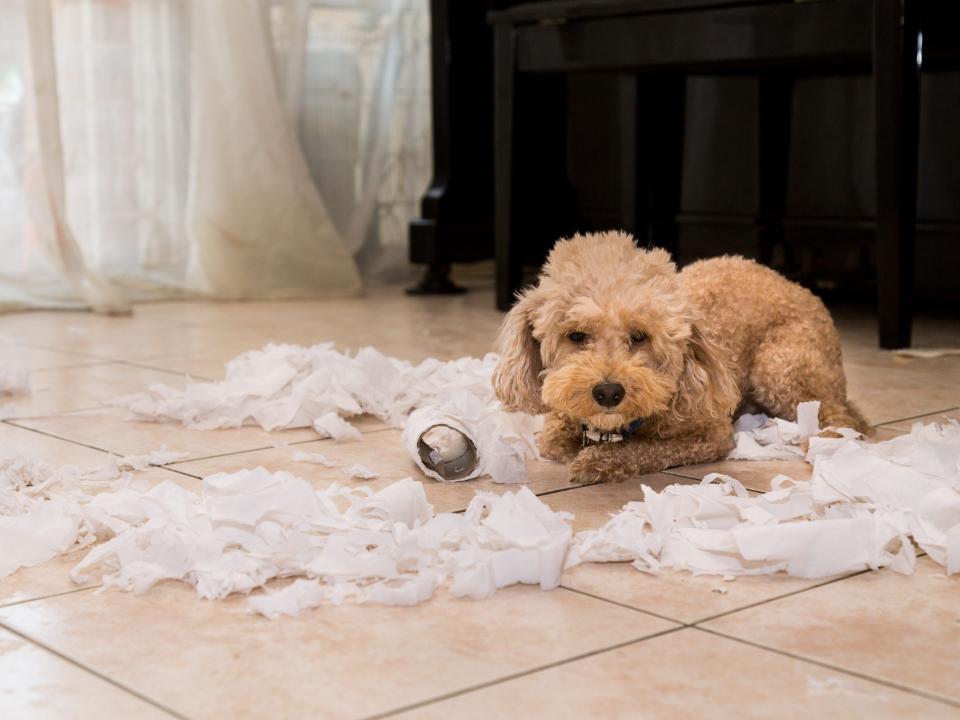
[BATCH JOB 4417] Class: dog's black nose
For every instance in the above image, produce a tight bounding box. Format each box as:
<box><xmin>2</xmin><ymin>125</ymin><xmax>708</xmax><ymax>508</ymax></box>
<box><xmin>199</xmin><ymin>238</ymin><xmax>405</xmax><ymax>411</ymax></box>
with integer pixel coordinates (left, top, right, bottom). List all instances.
<box><xmin>592</xmin><ymin>382</ymin><xmax>625</xmax><ymax>408</ymax></box>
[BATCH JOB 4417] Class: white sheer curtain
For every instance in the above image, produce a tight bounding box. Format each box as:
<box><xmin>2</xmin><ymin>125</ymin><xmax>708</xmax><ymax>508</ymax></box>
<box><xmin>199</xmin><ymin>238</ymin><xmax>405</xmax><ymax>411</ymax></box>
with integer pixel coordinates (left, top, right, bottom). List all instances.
<box><xmin>270</xmin><ymin>0</ymin><xmax>432</xmax><ymax>281</ymax></box>
<box><xmin>0</xmin><ymin>0</ymin><xmax>430</xmax><ymax>311</ymax></box>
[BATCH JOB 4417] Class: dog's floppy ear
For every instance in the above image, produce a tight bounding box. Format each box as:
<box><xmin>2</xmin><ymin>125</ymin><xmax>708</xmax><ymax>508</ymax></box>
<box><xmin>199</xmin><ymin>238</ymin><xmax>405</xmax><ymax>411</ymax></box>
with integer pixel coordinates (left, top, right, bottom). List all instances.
<box><xmin>492</xmin><ymin>290</ymin><xmax>547</xmax><ymax>414</ymax></box>
<box><xmin>670</xmin><ymin>321</ymin><xmax>738</xmax><ymax>423</ymax></box>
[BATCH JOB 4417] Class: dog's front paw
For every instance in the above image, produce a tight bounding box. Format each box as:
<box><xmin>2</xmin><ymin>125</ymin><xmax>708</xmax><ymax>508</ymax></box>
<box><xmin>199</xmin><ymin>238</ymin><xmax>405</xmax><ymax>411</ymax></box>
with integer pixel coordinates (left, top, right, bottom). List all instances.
<box><xmin>568</xmin><ymin>445</ymin><xmax>629</xmax><ymax>484</ymax></box>
<box><xmin>536</xmin><ymin>415</ymin><xmax>583</xmax><ymax>463</ymax></box>
<box><xmin>538</xmin><ymin>433</ymin><xmax>580</xmax><ymax>463</ymax></box>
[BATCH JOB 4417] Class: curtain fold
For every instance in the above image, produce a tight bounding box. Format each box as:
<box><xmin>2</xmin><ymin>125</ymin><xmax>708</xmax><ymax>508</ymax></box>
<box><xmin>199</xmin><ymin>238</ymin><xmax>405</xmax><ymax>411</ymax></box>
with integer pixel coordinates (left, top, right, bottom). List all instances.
<box><xmin>0</xmin><ymin>0</ymin><xmax>130</xmax><ymax>312</ymax></box>
<box><xmin>185</xmin><ymin>0</ymin><xmax>361</xmax><ymax>300</ymax></box>
<box><xmin>0</xmin><ymin>0</ymin><xmax>429</xmax><ymax>312</ymax></box>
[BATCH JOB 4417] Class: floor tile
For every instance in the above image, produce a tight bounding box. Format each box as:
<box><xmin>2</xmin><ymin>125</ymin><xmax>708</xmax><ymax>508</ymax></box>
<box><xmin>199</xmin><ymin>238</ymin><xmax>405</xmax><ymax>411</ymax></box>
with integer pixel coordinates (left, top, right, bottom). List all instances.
<box><xmin>542</xmin><ymin>479</ymin><xmax>850</xmax><ymax>624</ymax></box>
<box><xmin>0</xmin><ymin>311</ymin><xmax>190</xmax><ymax>361</ymax></box>
<box><xmin>0</xmin><ymin>422</ymin><xmax>112</xmax><ymax>466</ymax></box>
<box><xmin>879</xmin><ymin>408</ymin><xmax>960</xmax><ymax>433</ymax></box>
<box><xmin>702</xmin><ymin>557</ymin><xmax>960</xmax><ymax>704</ymax></box>
<box><xmin>123</xmin><ymin>352</ymin><xmax>236</xmax><ymax>382</ymax></box>
<box><xmin>0</xmin><ymin>342</ymin><xmax>104</xmax><ymax>372</ymax></box>
<box><xmin>835</xmin><ymin>308</ymin><xmax>960</xmax><ymax>361</ymax></box>
<box><xmin>132</xmin><ymin>289</ymin><xmax>506</xmax><ymax>365</ymax></box>
<box><xmin>392</xmin><ymin>628</ymin><xmax>959</xmax><ymax>720</ymax></box>
<box><xmin>1</xmin><ymin>554</ymin><xmax>100</xmax><ymax>611</ymax></box>
<box><xmin>844</xmin><ymin>360</ymin><xmax>960</xmax><ymax>426</ymax></box>
<box><xmin>664</xmin><ymin>458</ymin><xmax>812</xmax><ymax>493</ymax></box>
<box><xmin>3</xmin><ymin>292</ymin><xmax>959</xmax><ymax>720</ymax></box>
<box><xmin>0</xmin><ymin>584</ymin><xmax>674</xmax><ymax>720</ymax></box>
<box><xmin>4</xmin><ymin>363</ymin><xmax>193</xmax><ymax>419</ymax></box>
<box><xmin>172</xmin><ymin>431</ymin><xmax>571</xmax><ymax>513</ymax></box>
<box><xmin>12</xmin><ymin>408</ymin><xmax>319</xmax><ymax>460</ymax></box>
<box><xmin>0</xmin><ymin>628</ymin><xmax>174</xmax><ymax>719</ymax></box>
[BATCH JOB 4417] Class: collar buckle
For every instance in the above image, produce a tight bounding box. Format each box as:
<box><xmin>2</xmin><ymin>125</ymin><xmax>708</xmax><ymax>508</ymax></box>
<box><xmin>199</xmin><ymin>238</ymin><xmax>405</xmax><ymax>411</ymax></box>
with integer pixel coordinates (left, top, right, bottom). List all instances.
<box><xmin>580</xmin><ymin>417</ymin><xmax>644</xmax><ymax>447</ymax></box>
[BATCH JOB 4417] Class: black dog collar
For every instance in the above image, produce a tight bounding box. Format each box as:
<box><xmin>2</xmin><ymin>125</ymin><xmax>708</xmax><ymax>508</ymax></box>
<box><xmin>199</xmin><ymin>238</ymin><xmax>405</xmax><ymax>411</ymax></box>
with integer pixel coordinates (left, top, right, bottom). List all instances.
<box><xmin>581</xmin><ymin>418</ymin><xmax>644</xmax><ymax>447</ymax></box>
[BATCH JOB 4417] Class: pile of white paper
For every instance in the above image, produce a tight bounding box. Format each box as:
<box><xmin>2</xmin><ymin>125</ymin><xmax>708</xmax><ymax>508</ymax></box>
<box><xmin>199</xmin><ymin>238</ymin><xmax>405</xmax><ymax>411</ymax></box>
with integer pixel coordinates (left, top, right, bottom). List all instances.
<box><xmin>0</xmin><ymin>456</ymin><xmax>135</xmax><ymax>578</ymax></box>
<box><xmin>0</xmin><ymin>460</ymin><xmax>572</xmax><ymax>617</ymax></box>
<box><xmin>114</xmin><ymin>344</ymin><xmax>542</xmax><ymax>483</ymax></box>
<box><xmin>5</xmin><ymin>347</ymin><xmax>959</xmax><ymax>618</ymax></box>
<box><xmin>570</xmin><ymin>415</ymin><xmax>960</xmax><ymax>578</ymax></box>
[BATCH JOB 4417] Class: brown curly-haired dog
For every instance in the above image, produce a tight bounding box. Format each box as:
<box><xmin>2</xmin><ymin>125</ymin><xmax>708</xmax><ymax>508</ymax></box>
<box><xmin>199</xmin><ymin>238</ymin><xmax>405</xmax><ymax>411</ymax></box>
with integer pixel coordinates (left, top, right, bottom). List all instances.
<box><xmin>493</xmin><ymin>231</ymin><xmax>867</xmax><ymax>484</ymax></box>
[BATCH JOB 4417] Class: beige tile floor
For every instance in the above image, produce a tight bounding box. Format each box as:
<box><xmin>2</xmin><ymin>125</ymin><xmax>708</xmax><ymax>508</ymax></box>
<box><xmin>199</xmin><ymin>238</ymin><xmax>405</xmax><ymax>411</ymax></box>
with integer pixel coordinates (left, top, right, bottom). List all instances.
<box><xmin>0</xmin><ymin>281</ymin><xmax>958</xmax><ymax>719</ymax></box>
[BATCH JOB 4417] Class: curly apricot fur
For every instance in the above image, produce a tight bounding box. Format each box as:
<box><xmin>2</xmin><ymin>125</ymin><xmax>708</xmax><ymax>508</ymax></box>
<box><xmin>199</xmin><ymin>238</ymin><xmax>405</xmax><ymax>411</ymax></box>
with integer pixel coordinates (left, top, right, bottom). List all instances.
<box><xmin>493</xmin><ymin>231</ymin><xmax>867</xmax><ymax>483</ymax></box>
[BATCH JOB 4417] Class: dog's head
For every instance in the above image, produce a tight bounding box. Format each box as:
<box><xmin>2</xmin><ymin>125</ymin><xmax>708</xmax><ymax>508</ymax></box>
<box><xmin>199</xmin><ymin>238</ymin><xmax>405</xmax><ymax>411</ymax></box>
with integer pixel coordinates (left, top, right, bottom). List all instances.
<box><xmin>492</xmin><ymin>231</ymin><xmax>736</xmax><ymax>432</ymax></box>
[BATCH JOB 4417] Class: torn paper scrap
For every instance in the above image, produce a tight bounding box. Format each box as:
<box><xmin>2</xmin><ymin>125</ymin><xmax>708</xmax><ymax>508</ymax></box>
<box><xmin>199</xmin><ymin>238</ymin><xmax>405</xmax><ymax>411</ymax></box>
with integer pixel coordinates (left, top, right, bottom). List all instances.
<box><xmin>247</xmin><ymin>579</ymin><xmax>327</xmax><ymax>619</ymax></box>
<box><xmin>313</xmin><ymin>412</ymin><xmax>362</xmax><ymax>442</ymax></box>
<box><xmin>727</xmin><ymin>401</ymin><xmax>820</xmax><ymax>460</ymax></box>
<box><xmin>291</xmin><ymin>450</ymin><xmax>338</xmax><ymax>467</ymax></box>
<box><xmin>893</xmin><ymin>348</ymin><xmax>960</xmax><ymax>360</ymax></box>
<box><xmin>342</xmin><ymin>464</ymin><xmax>379</xmax><ymax>480</ymax></box>
<box><xmin>81</xmin><ymin>447</ymin><xmax>189</xmax><ymax>482</ymax></box>
<box><xmin>796</xmin><ymin>400</ymin><xmax>820</xmax><ymax>440</ymax></box>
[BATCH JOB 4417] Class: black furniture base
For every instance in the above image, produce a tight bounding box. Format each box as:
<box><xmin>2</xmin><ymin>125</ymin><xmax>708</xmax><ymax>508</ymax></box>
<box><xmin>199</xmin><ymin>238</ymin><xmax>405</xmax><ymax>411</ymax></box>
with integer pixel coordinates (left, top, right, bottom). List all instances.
<box><xmin>405</xmin><ymin>264</ymin><xmax>468</xmax><ymax>296</ymax></box>
<box><xmin>489</xmin><ymin>0</ymin><xmax>960</xmax><ymax>348</ymax></box>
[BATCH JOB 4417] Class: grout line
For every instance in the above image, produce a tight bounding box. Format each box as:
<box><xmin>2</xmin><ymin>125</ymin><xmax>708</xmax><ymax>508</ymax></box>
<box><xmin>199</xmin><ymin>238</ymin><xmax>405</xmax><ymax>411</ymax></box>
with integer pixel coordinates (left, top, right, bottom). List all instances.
<box><xmin>4</xmin><ymin>404</ymin><xmax>117</xmax><ymax>421</ymax></box>
<box><xmin>691</xmin><ymin>569</ymin><xmax>871</xmax><ymax>625</ymax></box>
<box><xmin>876</xmin><ymin>406</ymin><xmax>959</xmax><ymax>428</ymax></box>
<box><xmin>158</xmin><ymin>465</ymin><xmax>203</xmax><ymax>481</ymax></box>
<box><xmin>662</xmin><ymin>467</ymin><xmax>704</xmax><ymax>481</ymax></box>
<box><xmin>695</xmin><ymin>626</ymin><xmax>960</xmax><ymax>709</ymax></box>
<box><xmin>6</xmin><ymin>417</ymin><xmax>392</xmax><ymax>469</ymax></box>
<box><xmin>530</xmin><ymin>480</ymin><xmax>603</xmax><ymax>498</ymax></box>
<box><xmin>10</xmin><ymin>341</ymin><xmax>118</xmax><ymax>363</ymax></box>
<box><xmin>558</xmin><ymin>585</ymin><xmax>682</xmax><ymax>625</ymax></box>
<box><xmin>25</xmin><ymin>360</ymin><xmax>116</xmax><ymax>373</ymax></box>
<box><xmin>117</xmin><ymin>360</ymin><xmax>215</xmax><ymax>382</ymax></box>
<box><xmin>0</xmin><ymin>584</ymin><xmax>103</xmax><ymax>611</ymax></box>
<box><xmin>0</xmin><ymin>621</ymin><xmax>188</xmax><ymax>719</ymax></box>
<box><xmin>160</xmin><ymin>427</ymin><xmax>395</xmax><ymax>468</ymax></box>
<box><xmin>4</xmin><ymin>420</ymin><xmax>119</xmax><ymax>456</ymax></box>
<box><xmin>360</xmin><ymin>620</ymin><xmax>686</xmax><ymax>720</ymax></box>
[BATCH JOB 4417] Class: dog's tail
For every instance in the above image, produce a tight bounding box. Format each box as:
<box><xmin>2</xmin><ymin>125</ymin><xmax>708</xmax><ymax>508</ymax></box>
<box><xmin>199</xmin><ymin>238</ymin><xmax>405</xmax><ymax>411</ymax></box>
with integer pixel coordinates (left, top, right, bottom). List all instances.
<box><xmin>821</xmin><ymin>399</ymin><xmax>871</xmax><ymax>437</ymax></box>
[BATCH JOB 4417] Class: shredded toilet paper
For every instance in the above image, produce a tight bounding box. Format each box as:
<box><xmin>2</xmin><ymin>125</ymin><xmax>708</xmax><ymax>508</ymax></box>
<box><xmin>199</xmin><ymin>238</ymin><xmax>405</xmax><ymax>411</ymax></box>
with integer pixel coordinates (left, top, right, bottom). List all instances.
<box><xmin>2</xmin><ymin>413</ymin><xmax>958</xmax><ymax>616</ymax></box>
<box><xmin>726</xmin><ymin>401</ymin><xmax>823</xmax><ymax>460</ymax></box>
<box><xmin>3</xmin><ymin>342</ymin><xmax>959</xmax><ymax>618</ymax></box>
<box><xmin>1</xmin><ymin>459</ymin><xmax>573</xmax><ymax>616</ymax></box>
<box><xmin>0</xmin><ymin>456</ymin><xmax>145</xmax><ymax>578</ymax></box>
<box><xmin>291</xmin><ymin>450</ymin><xmax>338</xmax><ymax>467</ymax></box>
<box><xmin>113</xmin><ymin>344</ymin><xmax>542</xmax><ymax>483</ymax></box>
<box><xmin>569</xmin><ymin>416</ymin><xmax>960</xmax><ymax>579</ymax></box>
<box><xmin>342</xmin><ymin>463</ymin><xmax>379</xmax><ymax>480</ymax></box>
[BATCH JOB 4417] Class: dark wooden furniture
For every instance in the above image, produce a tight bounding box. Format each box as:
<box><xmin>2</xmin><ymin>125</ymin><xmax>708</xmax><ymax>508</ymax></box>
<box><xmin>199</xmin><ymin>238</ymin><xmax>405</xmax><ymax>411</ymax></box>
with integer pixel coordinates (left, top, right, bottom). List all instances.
<box><xmin>489</xmin><ymin>0</ymin><xmax>960</xmax><ymax>348</ymax></box>
<box><xmin>406</xmin><ymin>1</ymin><xmax>496</xmax><ymax>294</ymax></box>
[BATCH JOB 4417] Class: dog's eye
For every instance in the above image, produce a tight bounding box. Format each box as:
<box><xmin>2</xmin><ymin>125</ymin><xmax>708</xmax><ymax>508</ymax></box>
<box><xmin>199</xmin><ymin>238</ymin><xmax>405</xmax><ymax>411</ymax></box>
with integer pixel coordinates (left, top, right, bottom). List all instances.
<box><xmin>630</xmin><ymin>331</ymin><xmax>647</xmax><ymax>345</ymax></box>
<box><xmin>567</xmin><ymin>331</ymin><xmax>588</xmax><ymax>344</ymax></box>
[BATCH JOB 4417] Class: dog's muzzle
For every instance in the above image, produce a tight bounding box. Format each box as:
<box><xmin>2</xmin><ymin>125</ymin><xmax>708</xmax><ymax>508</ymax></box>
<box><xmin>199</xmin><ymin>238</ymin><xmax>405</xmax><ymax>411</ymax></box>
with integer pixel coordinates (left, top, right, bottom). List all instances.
<box><xmin>581</xmin><ymin>418</ymin><xmax>644</xmax><ymax>447</ymax></box>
